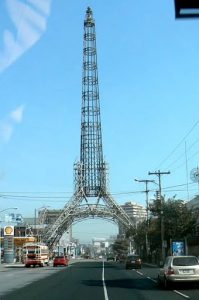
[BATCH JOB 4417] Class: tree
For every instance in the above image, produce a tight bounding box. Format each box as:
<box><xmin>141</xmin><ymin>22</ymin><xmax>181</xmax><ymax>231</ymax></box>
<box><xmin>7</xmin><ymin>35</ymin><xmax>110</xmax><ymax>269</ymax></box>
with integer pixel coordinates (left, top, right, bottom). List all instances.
<box><xmin>127</xmin><ymin>196</ymin><xmax>199</xmax><ymax>263</ymax></box>
<box><xmin>149</xmin><ymin>197</ymin><xmax>199</xmax><ymax>257</ymax></box>
<box><xmin>112</xmin><ymin>239</ymin><xmax>129</xmax><ymax>258</ymax></box>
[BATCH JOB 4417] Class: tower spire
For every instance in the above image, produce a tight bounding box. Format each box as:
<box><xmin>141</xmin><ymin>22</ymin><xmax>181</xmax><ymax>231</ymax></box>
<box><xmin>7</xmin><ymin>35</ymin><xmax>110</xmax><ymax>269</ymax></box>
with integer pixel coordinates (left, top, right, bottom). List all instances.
<box><xmin>80</xmin><ymin>6</ymin><xmax>105</xmax><ymax>197</ymax></box>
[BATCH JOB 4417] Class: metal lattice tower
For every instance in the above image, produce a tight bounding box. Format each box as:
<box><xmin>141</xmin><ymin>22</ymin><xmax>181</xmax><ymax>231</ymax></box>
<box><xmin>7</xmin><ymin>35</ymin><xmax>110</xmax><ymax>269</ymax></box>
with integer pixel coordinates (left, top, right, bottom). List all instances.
<box><xmin>43</xmin><ymin>7</ymin><xmax>133</xmax><ymax>247</ymax></box>
<box><xmin>77</xmin><ymin>6</ymin><xmax>107</xmax><ymax>197</ymax></box>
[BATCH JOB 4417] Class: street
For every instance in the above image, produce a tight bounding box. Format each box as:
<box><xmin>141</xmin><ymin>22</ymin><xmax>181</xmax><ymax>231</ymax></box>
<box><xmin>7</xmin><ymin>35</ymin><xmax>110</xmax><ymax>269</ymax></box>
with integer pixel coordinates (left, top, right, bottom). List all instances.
<box><xmin>0</xmin><ymin>260</ymin><xmax>199</xmax><ymax>300</ymax></box>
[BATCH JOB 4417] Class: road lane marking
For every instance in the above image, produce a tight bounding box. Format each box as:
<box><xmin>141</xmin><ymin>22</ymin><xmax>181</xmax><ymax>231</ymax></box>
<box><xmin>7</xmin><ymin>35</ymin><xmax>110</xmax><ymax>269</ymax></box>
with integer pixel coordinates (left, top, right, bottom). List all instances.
<box><xmin>135</xmin><ymin>270</ymin><xmax>158</xmax><ymax>284</ymax></box>
<box><xmin>102</xmin><ymin>261</ymin><xmax>109</xmax><ymax>300</ymax></box>
<box><xmin>147</xmin><ymin>276</ymin><xmax>157</xmax><ymax>283</ymax></box>
<box><xmin>135</xmin><ymin>268</ymin><xmax>190</xmax><ymax>299</ymax></box>
<box><xmin>173</xmin><ymin>290</ymin><xmax>190</xmax><ymax>299</ymax></box>
<box><xmin>136</xmin><ymin>271</ymin><xmax>143</xmax><ymax>276</ymax></box>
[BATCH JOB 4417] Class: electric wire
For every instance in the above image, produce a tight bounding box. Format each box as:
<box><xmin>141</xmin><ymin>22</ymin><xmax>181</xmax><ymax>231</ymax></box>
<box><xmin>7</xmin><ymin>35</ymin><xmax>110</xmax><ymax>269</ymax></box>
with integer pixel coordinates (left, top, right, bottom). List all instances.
<box><xmin>1</xmin><ymin>182</ymin><xmax>198</xmax><ymax>203</ymax></box>
<box><xmin>165</xmin><ymin>136</ymin><xmax>199</xmax><ymax>171</ymax></box>
<box><xmin>155</xmin><ymin>119</ymin><xmax>199</xmax><ymax>170</ymax></box>
<box><xmin>172</xmin><ymin>148</ymin><xmax>199</xmax><ymax>172</ymax></box>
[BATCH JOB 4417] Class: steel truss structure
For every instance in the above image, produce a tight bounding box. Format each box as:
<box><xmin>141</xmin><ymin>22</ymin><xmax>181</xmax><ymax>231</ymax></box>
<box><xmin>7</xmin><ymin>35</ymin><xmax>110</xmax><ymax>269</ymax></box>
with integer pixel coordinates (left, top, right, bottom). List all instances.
<box><xmin>43</xmin><ymin>7</ymin><xmax>133</xmax><ymax>247</ymax></box>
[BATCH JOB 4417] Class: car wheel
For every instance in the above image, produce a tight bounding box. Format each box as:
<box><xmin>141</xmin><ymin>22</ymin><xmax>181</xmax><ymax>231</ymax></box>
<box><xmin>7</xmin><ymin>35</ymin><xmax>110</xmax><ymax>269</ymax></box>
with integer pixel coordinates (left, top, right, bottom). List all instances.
<box><xmin>157</xmin><ymin>275</ymin><xmax>162</xmax><ymax>287</ymax></box>
<box><xmin>163</xmin><ymin>276</ymin><xmax>171</xmax><ymax>289</ymax></box>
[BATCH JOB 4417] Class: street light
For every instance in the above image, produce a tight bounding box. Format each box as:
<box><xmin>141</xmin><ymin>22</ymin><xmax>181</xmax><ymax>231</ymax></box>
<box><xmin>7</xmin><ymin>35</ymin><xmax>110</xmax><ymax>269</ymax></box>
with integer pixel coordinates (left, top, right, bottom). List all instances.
<box><xmin>35</xmin><ymin>206</ymin><xmax>50</xmax><ymax>242</ymax></box>
<box><xmin>134</xmin><ymin>179</ymin><xmax>155</xmax><ymax>259</ymax></box>
<box><xmin>0</xmin><ymin>207</ymin><xmax>18</xmax><ymax>264</ymax></box>
<box><xmin>134</xmin><ymin>179</ymin><xmax>156</xmax><ymax>222</ymax></box>
<box><xmin>0</xmin><ymin>207</ymin><xmax>18</xmax><ymax>214</ymax></box>
<box><xmin>148</xmin><ymin>171</ymin><xmax>170</xmax><ymax>264</ymax></box>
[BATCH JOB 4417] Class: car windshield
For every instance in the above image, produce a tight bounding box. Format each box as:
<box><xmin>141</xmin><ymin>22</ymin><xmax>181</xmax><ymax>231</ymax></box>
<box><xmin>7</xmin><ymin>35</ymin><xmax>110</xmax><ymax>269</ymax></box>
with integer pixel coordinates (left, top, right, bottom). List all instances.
<box><xmin>55</xmin><ymin>256</ymin><xmax>65</xmax><ymax>259</ymax></box>
<box><xmin>128</xmin><ymin>256</ymin><xmax>139</xmax><ymax>260</ymax></box>
<box><xmin>173</xmin><ymin>257</ymin><xmax>199</xmax><ymax>266</ymax></box>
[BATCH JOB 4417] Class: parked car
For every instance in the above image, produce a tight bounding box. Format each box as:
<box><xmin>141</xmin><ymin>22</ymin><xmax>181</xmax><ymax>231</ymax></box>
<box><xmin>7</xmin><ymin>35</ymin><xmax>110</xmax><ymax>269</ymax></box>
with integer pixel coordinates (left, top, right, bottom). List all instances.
<box><xmin>125</xmin><ymin>254</ymin><xmax>142</xmax><ymax>269</ymax></box>
<box><xmin>107</xmin><ymin>254</ymin><xmax>115</xmax><ymax>261</ymax></box>
<box><xmin>53</xmin><ymin>255</ymin><xmax>69</xmax><ymax>267</ymax></box>
<box><xmin>157</xmin><ymin>255</ymin><xmax>199</xmax><ymax>288</ymax></box>
<box><xmin>116</xmin><ymin>254</ymin><xmax>126</xmax><ymax>263</ymax></box>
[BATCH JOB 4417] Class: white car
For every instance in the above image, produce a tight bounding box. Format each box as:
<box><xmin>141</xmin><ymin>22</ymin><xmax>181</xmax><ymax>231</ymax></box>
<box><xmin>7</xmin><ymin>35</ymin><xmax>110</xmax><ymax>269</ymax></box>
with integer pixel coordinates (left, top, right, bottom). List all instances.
<box><xmin>158</xmin><ymin>255</ymin><xmax>199</xmax><ymax>288</ymax></box>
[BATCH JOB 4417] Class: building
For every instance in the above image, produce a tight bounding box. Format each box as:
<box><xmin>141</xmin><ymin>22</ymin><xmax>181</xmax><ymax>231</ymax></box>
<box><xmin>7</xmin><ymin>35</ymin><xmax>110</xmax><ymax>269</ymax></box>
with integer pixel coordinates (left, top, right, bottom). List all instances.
<box><xmin>118</xmin><ymin>202</ymin><xmax>146</xmax><ymax>236</ymax></box>
<box><xmin>121</xmin><ymin>202</ymin><xmax>147</xmax><ymax>224</ymax></box>
<box><xmin>92</xmin><ymin>237</ymin><xmax>110</xmax><ymax>257</ymax></box>
<box><xmin>186</xmin><ymin>196</ymin><xmax>199</xmax><ymax>210</ymax></box>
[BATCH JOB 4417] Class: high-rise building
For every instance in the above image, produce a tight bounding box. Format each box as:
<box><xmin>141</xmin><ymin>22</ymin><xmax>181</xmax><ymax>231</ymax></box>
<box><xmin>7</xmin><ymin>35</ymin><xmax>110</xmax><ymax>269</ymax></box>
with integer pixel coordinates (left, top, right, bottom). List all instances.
<box><xmin>121</xmin><ymin>202</ymin><xmax>147</xmax><ymax>224</ymax></box>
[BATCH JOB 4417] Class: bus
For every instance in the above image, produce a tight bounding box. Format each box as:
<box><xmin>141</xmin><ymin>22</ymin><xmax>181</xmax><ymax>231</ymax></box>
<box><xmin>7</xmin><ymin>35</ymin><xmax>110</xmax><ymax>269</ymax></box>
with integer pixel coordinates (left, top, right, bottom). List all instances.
<box><xmin>22</xmin><ymin>242</ymin><xmax>50</xmax><ymax>267</ymax></box>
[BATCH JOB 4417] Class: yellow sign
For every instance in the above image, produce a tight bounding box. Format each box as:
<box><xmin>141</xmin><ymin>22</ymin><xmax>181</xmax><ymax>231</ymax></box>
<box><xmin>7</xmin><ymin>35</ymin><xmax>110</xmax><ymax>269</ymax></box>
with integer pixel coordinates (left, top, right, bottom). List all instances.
<box><xmin>0</xmin><ymin>236</ymin><xmax>37</xmax><ymax>247</ymax></box>
<box><xmin>4</xmin><ymin>225</ymin><xmax>14</xmax><ymax>236</ymax></box>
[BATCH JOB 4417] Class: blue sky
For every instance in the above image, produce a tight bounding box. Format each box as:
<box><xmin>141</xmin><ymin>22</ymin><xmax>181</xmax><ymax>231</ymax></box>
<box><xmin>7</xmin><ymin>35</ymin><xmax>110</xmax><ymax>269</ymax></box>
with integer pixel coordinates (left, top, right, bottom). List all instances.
<box><xmin>1</xmin><ymin>0</ymin><xmax>199</xmax><ymax>243</ymax></box>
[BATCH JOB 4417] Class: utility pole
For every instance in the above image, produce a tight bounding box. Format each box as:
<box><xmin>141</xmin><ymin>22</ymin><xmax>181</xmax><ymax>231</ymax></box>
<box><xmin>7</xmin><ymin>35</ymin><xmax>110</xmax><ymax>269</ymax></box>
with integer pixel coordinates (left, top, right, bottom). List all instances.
<box><xmin>148</xmin><ymin>170</ymin><xmax>170</xmax><ymax>264</ymax></box>
<box><xmin>134</xmin><ymin>179</ymin><xmax>155</xmax><ymax>259</ymax></box>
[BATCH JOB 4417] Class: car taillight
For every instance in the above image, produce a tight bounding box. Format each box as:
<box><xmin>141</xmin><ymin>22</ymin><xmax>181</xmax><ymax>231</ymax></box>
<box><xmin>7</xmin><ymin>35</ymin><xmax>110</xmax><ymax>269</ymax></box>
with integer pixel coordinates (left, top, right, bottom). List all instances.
<box><xmin>167</xmin><ymin>267</ymin><xmax>174</xmax><ymax>275</ymax></box>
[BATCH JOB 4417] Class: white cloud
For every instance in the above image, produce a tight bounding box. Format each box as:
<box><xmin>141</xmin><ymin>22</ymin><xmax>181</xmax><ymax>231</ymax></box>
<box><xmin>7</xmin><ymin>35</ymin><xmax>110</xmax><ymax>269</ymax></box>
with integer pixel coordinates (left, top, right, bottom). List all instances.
<box><xmin>28</xmin><ymin>0</ymin><xmax>52</xmax><ymax>16</ymax></box>
<box><xmin>0</xmin><ymin>122</ymin><xmax>13</xmax><ymax>143</ymax></box>
<box><xmin>0</xmin><ymin>105</ymin><xmax>25</xmax><ymax>143</ymax></box>
<box><xmin>0</xmin><ymin>0</ymin><xmax>52</xmax><ymax>73</ymax></box>
<box><xmin>10</xmin><ymin>105</ymin><xmax>25</xmax><ymax>123</ymax></box>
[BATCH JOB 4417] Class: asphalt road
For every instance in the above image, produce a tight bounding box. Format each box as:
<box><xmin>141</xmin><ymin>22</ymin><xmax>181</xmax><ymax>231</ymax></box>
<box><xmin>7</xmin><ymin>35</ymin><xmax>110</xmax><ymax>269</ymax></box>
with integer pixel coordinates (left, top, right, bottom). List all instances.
<box><xmin>1</xmin><ymin>260</ymin><xmax>199</xmax><ymax>300</ymax></box>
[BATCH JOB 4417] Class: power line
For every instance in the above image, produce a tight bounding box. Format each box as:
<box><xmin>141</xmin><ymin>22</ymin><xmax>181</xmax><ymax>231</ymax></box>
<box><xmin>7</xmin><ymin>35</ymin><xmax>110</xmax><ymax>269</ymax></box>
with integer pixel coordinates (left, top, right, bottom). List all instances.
<box><xmin>165</xmin><ymin>137</ymin><xmax>199</xmax><ymax>172</ymax></box>
<box><xmin>156</xmin><ymin>119</ymin><xmax>199</xmax><ymax>169</ymax></box>
<box><xmin>0</xmin><ymin>194</ymin><xmax>71</xmax><ymax>199</ymax></box>
<box><xmin>1</xmin><ymin>182</ymin><xmax>198</xmax><ymax>202</ymax></box>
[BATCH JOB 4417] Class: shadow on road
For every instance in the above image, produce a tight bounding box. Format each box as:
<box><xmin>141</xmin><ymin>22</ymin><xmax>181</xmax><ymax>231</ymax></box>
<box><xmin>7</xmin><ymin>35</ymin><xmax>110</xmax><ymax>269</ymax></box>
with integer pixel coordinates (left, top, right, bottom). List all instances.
<box><xmin>81</xmin><ymin>278</ymin><xmax>156</xmax><ymax>290</ymax></box>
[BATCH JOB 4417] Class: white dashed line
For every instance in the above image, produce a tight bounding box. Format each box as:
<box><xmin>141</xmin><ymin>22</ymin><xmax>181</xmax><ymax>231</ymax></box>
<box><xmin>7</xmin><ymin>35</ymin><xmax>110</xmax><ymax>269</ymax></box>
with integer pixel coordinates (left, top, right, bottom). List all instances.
<box><xmin>133</xmin><ymin>269</ymin><xmax>191</xmax><ymax>299</ymax></box>
<box><xmin>147</xmin><ymin>276</ymin><xmax>157</xmax><ymax>283</ymax></box>
<box><xmin>173</xmin><ymin>290</ymin><xmax>190</xmax><ymax>299</ymax></box>
<box><xmin>102</xmin><ymin>261</ymin><xmax>109</xmax><ymax>300</ymax></box>
<box><xmin>136</xmin><ymin>271</ymin><xmax>143</xmax><ymax>276</ymax></box>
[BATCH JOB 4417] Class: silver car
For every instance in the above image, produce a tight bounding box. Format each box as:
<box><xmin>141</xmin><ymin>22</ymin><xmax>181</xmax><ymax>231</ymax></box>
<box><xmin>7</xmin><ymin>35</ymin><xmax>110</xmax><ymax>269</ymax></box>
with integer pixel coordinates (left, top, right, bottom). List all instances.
<box><xmin>158</xmin><ymin>255</ymin><xmax>199</xmax><ymax>288</ymax></box>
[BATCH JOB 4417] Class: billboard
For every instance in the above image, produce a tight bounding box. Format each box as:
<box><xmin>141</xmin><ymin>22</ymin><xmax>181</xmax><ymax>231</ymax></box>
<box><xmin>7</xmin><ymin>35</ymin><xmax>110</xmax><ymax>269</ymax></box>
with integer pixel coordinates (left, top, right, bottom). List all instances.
<box><xmin>172</xmin><ymin>240</ymin><xmax>185</xmax><ymax>256</ymax></box>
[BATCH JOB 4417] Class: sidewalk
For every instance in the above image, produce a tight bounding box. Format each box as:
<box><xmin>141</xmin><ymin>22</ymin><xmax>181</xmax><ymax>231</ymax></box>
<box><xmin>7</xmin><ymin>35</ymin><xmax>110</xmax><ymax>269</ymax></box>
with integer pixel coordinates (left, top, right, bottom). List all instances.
<box><xmin>0</xmin><ymin>262</ymin><xmax>24</xmax><ymax>271</ymax></box>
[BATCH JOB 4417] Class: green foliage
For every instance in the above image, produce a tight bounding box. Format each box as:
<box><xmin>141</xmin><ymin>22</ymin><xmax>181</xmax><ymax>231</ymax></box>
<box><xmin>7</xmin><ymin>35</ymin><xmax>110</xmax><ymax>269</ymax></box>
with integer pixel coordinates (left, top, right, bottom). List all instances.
<box><xmin>126</xmin><ymin>222</ymin><xmax>148</xmax><ymax>257</ymax></box>
<box><xmin>127</xmin><ymin>197</ymin><xmax>199</xmax><ymax>261</ymax></box>
<box><xmin>150</xmin><ymin>198</ymin><xmax>198</xmax><ymax>240</ymax></box>
<box><xmin>112</xmin><ymin>239</ymin><xmax>129</xmax><ymax>257</ymax></box>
